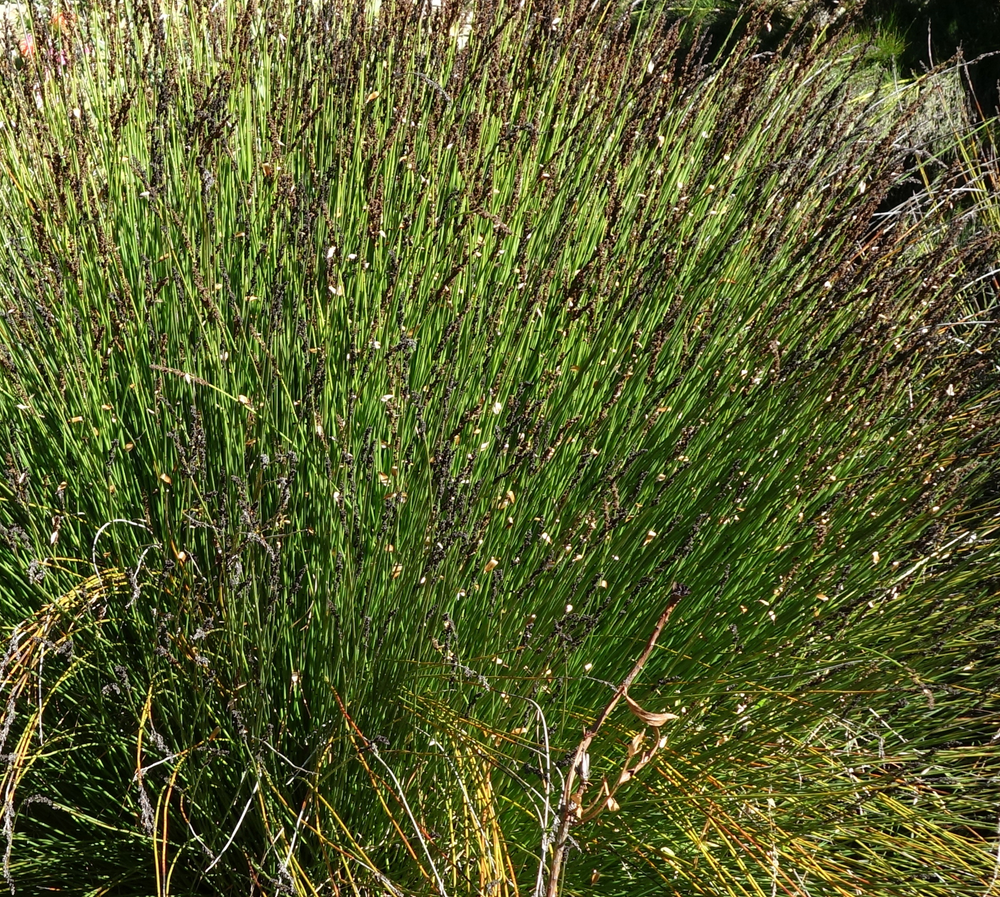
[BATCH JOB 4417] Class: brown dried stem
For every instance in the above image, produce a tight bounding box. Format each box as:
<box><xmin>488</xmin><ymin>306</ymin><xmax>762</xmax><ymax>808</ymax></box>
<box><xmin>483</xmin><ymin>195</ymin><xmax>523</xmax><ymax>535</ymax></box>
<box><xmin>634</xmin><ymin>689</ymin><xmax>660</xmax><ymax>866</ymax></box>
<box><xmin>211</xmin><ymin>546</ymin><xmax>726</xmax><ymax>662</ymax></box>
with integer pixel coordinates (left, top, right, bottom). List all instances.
<box><xmin>543</xmin><ymin>589</ymin><xmax>683</xmax><ymax>897</ymax></box>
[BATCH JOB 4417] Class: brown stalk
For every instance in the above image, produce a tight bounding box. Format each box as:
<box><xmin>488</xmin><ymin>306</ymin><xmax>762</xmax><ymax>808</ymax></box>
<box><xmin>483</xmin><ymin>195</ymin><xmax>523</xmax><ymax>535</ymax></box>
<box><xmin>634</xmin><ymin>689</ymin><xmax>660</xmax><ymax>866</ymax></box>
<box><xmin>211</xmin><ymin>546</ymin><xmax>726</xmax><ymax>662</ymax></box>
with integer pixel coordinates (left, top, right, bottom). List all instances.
<box><xmin>543</xmin><ymin>590</ymin><xmax>683</xmax><ymax>897</ymax></box>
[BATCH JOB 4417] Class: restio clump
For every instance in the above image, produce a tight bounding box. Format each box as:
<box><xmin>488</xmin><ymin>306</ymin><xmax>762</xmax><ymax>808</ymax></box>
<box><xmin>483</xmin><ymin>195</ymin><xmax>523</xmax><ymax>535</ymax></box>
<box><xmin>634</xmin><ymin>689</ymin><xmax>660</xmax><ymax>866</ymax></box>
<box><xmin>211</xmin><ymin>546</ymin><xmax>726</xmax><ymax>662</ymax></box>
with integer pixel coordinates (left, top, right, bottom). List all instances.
<box><xmin>0</xmin><ymin>2</ymin><xmax>997</xmax><ymax>896</ymax></box>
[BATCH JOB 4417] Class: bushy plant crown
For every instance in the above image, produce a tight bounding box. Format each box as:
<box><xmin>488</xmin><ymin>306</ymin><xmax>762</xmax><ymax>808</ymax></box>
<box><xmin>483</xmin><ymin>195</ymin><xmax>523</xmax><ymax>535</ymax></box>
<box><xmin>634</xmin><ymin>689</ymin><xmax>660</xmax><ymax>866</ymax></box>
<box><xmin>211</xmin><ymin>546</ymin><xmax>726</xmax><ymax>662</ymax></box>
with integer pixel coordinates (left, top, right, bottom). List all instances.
<box><xmin>0</xmin><ymin>2</ymin><xmax>997</xmax><ymax>895</ymax></box>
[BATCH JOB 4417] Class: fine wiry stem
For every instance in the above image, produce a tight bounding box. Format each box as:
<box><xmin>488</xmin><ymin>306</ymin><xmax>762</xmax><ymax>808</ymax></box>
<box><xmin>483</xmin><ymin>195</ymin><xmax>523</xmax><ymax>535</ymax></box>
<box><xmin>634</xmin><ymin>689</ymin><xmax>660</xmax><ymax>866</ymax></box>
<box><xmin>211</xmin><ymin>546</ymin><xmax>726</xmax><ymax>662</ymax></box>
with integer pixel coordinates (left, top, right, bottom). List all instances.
<box><xmin>205</xmin><ymin>779</ymin><xmax>260</xmax><ymax>874</ymax></box>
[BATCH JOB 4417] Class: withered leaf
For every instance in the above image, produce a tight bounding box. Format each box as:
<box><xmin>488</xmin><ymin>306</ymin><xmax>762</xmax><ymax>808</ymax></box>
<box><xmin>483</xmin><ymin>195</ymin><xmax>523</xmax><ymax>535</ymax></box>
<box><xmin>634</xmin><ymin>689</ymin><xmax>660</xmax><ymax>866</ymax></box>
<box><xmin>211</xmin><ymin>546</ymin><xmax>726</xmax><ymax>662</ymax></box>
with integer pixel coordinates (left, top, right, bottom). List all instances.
<box><xmin>624</xmin><ymin>692</ymin><xmax>679</xmax><ymax>728</ymax></box>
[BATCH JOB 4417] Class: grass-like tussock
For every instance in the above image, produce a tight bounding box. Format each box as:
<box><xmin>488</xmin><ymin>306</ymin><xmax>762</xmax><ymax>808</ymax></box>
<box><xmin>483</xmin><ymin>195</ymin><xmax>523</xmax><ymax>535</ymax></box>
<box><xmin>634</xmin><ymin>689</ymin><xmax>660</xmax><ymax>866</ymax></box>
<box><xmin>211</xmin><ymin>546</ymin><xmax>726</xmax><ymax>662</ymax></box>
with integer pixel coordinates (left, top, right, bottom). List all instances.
<box><xmin>0</xmin><ymin>2</ymin><xmax>997</xmax><ymax>895</ymax></box>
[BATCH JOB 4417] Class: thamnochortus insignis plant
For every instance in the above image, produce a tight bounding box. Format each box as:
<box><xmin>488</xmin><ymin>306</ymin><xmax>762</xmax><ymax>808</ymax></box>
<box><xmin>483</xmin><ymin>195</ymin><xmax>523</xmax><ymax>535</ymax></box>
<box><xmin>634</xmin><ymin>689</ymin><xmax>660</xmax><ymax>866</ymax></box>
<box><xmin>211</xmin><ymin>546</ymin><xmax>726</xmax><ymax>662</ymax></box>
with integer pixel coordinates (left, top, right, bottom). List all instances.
<box><xmin>0</xmin><ymin>2</ymin><xmax>997</xmax><ymax>895</ymax></box>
